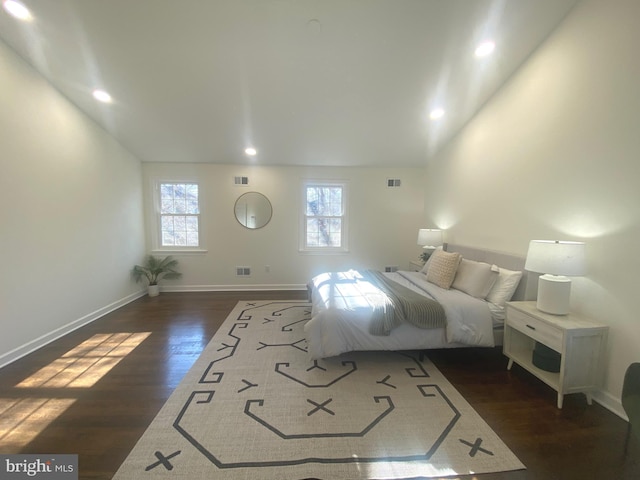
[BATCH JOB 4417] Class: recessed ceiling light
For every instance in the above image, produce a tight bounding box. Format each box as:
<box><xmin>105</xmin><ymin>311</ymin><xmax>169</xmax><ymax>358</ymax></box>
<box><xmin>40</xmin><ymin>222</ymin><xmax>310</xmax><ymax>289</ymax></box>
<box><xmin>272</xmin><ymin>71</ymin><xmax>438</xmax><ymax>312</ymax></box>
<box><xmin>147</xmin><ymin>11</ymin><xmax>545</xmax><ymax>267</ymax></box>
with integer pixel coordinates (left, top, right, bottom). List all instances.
<box><xmin>92</xmin><ymin>89</ymin><xmax>112</xmax><ymax>103</ymax></box>
<box><xmin>2</xmin><ymin>0</ymin><xmax>33</xmax><ymax>21</ymax></box>
<box><xmin>245</xmin><ymin>147</ymin><xmax>257</xmax><ymax>156</ymax></box>
<box><xmin>475</xmin><ymin>40</ymin><xmax>496</xmax><ymax>58</ymax></box>
<box><xmin>429</xmin><ymin>108</ymin><xmax>445</xmax><ymax>120</ymax></box>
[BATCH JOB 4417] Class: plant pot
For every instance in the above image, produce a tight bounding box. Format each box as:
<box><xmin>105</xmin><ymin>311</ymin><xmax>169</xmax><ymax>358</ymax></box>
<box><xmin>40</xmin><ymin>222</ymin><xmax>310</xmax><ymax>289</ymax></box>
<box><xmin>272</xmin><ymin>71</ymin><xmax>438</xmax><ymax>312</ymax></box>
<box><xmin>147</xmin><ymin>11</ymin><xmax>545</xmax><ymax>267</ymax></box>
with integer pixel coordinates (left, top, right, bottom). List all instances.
<box><xmin>147</xmin><ymin>285</ymin><xmax>160</xmax><ymax>297</ymax></box>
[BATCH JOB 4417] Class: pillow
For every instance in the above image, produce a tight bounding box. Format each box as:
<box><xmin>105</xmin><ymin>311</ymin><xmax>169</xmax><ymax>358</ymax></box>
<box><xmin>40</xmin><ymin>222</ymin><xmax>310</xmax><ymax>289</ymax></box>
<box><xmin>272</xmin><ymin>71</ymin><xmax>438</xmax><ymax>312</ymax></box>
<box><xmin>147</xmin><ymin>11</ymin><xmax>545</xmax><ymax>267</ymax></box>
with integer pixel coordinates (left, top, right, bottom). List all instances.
<box><xmin>451</xmin><ymin>259</ymin><xmax>499</xmax><ymax>299</ymax></box>
<box><xmin>426</xmin><ymin>249</ymin><xmax>462</xmax><ymax>289</ymax></box>
<box><xmin>485</xmin><ymin>267</ymin><xmax>523</xmax><ymax>306</ymax></box>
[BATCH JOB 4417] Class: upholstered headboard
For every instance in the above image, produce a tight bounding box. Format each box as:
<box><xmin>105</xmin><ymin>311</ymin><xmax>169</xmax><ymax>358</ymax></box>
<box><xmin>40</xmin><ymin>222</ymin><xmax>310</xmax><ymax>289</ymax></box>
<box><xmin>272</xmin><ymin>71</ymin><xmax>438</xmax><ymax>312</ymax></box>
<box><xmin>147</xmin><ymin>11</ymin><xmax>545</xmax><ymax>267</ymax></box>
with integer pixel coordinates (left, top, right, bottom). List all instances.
<box><xmin>444</xmin><ymin>243</ymin><xmax>537</xmax><ymax>301</ymax></box>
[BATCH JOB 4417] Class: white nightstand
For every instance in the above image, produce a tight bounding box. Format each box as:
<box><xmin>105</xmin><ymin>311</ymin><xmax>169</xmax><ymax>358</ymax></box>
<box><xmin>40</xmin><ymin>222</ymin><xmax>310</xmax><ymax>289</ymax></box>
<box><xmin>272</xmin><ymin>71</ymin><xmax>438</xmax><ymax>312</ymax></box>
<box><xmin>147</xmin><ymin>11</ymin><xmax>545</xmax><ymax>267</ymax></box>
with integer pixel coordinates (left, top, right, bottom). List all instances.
<box><xmin>503</xmin><ymin>301</ymin><xmax>608</xmax><ymax>409</ymax></box>
<box><xmin>409</xmin><ymin>260</ymin><xmax>424</xmax><ymax>272</ymax></box>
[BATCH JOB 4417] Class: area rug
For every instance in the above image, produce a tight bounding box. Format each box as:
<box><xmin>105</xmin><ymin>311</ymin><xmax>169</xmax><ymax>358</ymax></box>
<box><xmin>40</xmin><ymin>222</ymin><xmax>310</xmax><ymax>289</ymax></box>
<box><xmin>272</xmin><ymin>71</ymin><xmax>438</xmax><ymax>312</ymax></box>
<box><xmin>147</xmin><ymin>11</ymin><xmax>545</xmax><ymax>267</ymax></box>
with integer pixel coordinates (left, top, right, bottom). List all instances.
<box><xmin>114</xmin><ymin>300</ymin><xmax>524</xmax><ymax>479</ymax></box>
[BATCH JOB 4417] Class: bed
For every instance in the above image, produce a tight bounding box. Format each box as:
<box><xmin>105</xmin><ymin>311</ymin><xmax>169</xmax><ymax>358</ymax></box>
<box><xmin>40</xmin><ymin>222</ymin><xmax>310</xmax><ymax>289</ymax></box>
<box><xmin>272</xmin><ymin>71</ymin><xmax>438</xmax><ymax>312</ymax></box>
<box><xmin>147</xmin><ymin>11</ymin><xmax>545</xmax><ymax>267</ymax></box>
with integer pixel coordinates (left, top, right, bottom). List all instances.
<box><xmin>304</xmin><ymin>244</ymin><xmax>537</xmax><ymax>359</ymax></box>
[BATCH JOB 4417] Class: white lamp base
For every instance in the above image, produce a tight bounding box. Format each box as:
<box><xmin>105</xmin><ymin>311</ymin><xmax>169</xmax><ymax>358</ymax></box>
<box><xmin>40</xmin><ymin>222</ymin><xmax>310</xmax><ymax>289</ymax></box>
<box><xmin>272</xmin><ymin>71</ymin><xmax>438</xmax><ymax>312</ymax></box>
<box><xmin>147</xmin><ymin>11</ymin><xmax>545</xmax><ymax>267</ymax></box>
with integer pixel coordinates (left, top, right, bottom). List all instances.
<box><xmin>536</xmin><ymin>274</ymin><xmax>571</xmax><ymax>315</ymax></box>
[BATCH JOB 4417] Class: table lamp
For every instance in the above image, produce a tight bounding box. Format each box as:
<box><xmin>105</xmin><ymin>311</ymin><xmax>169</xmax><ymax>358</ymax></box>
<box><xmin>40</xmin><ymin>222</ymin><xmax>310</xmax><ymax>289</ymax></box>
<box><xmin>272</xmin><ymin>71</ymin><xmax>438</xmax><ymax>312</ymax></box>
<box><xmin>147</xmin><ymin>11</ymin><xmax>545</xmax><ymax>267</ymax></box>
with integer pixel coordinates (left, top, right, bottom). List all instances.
<box><xmin>417</xmin><ymin>229</ymin><xmax>442</xmax><ymax>250</ymax></box>
<box><xmin>417</xmin><ymin>229</ymin><xmax>442</xmax><ymax>262</ymax></box>
<box><xmin>524</xmin><ymin>240</ymin><xmax>586</xmax><ymax>315</ymax></box>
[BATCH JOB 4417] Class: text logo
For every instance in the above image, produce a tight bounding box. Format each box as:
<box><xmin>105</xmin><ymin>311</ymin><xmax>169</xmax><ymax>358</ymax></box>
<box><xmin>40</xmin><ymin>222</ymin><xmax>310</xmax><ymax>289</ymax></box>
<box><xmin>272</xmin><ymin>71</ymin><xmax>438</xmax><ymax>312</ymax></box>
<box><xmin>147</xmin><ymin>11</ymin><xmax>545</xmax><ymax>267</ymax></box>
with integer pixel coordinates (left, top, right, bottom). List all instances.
<box><xmin>0</xmin><ymin>455</ymin><xmax>77</xmax><ymax>479</ymax></box>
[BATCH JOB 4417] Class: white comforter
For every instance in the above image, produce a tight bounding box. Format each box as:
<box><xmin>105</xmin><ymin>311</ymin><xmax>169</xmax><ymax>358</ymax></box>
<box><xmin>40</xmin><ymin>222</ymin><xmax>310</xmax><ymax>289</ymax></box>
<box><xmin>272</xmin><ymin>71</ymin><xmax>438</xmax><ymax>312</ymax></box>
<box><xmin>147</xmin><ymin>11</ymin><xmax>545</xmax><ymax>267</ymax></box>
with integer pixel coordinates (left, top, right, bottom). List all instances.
<box><xmin>304</xmin><ymin>270</ymin><xmax>495</xmax><ymax>359</ymax></box>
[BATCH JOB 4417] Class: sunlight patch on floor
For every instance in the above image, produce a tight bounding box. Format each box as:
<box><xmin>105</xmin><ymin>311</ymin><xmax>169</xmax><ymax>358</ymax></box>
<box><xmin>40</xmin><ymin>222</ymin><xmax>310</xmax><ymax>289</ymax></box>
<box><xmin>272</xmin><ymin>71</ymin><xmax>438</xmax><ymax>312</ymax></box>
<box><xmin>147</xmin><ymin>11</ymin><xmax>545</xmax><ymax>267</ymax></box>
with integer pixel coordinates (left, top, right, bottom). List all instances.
<box><xmin>374</xmin><ymin>462</ymin><xmax>460</xmax><ymax>479</ymax></box>
<box><xmin>16</xmin><ymin>332</ymin><xmax>151</xmax><ymax>388</ymax></box>
<box><xmin>1</xmin><ymin>332</ymin><xmax>152</xmax><ymax>450</ymax></box>
<box><xmin>355</xmin><ymin>454</ymin><xmax>463</xmax><ymax>480</ymax></box>
<box><xmin>0</xmin><ymin>397</ymin><xmax>76</xmax><ymax>450</ymax></box>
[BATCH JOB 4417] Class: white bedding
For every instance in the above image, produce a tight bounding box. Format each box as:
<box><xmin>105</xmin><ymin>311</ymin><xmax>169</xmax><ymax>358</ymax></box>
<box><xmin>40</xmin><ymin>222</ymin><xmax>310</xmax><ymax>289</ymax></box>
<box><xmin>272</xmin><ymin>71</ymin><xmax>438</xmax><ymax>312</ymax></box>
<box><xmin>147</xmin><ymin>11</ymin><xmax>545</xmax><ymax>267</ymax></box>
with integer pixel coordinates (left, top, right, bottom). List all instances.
<box><xmin>304</xmin><ymin>270</ymin><xmax>496</xmax><ymax>359</ymax></box>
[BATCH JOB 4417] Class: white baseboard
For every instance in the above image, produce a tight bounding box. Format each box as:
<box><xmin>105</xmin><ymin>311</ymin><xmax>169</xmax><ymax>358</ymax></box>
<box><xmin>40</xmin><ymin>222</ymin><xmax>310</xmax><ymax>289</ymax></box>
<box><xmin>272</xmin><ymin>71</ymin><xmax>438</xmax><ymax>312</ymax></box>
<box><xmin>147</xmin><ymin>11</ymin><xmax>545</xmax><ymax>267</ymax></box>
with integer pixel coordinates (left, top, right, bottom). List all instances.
<box><xmin>0</xmin><ymin>290</ymin><xmax>147</xmax><ymax>369</ymax></box>
<box><xmin>163</xmin><ymin>284</ymin><xmax>308</xmax><ymax>292</ymax></box>
<box><xmin>592</xmin><ymin>389</ymin><xmax>627</xmax><ymax>421</ymax></box>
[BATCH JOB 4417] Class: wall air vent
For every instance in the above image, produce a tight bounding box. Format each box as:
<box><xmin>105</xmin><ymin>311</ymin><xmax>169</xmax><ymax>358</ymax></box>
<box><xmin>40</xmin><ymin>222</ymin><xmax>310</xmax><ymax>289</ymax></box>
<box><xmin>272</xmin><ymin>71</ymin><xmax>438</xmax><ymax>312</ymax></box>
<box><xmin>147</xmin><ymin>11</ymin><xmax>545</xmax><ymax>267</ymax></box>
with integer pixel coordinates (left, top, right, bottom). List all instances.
<box><xmin>384</xmin><ymin>266</ymin><xmax>399</xmax><ymax>273</ymax></box>
<box><xmin>387</xmin><ymin>178</ymin><xmax>401</xmax><ymax>187</ymax></box>
<box><xmin>236</xmin><ymin>267</ymin><xmax>251</xmax><ymax>276</ymax></box>
<box><xmin>234</xmin><ymin>176</ymin><xmax>249</xmax><ymax>186</ymax></box>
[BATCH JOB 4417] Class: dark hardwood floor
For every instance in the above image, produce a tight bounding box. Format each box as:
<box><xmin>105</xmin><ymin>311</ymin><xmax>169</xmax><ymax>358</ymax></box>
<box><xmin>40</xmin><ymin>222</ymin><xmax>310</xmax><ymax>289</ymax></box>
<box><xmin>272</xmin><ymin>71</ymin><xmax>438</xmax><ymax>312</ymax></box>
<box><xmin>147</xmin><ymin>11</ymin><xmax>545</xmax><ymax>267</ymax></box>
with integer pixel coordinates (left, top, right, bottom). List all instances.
<box><xmin>0</xmin><ymin>291</ymin><xmax>637</xmax><ymax>479</ymax></box>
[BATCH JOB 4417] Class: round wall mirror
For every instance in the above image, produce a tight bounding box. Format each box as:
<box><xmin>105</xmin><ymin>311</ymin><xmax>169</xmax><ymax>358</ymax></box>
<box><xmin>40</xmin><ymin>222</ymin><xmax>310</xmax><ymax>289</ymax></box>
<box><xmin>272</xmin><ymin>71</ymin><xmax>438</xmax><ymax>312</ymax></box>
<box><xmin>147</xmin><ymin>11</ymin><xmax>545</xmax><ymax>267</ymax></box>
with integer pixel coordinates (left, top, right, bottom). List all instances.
<box><xmin>234</xmin><ymin>192</ymin><xmax>273</xmax><ymax>229</ymax></box>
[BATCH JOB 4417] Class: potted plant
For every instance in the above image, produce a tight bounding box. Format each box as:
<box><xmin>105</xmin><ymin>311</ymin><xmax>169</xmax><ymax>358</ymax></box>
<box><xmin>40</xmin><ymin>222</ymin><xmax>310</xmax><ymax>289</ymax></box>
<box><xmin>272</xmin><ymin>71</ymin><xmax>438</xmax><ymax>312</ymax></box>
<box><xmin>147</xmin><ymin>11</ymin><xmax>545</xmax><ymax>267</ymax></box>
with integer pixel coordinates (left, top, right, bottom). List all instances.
<box><xmin>419</xmin><ymin>251</ymin><xmax>432</xmax><ymax>263</ymax></box>
<box><xmin>132</xmin><ymin>255</ymin><xmax>182</xmax><ymax>297</ymax></box>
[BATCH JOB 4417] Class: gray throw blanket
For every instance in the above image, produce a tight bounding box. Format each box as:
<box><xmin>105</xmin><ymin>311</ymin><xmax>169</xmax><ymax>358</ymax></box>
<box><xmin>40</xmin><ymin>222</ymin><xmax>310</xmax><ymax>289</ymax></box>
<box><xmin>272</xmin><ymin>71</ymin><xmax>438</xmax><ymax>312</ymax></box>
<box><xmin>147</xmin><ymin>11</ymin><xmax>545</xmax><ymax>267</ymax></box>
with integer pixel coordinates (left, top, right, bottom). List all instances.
<box><xmin>362</xmin><ymin>270</ymin><xmax>447</xmax><ymax>336</ymax></box>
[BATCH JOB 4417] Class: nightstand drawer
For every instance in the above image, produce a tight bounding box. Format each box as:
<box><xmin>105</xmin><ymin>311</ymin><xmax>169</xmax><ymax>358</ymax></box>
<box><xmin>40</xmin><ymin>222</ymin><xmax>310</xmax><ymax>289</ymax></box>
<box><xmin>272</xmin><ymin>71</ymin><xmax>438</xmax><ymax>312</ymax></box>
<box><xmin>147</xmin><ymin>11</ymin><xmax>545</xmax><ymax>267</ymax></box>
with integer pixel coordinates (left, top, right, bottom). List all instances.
<box><xmin>507</xmin><ymin>307</ymin><xmax>562</xmax><ymax>352</ymax></box>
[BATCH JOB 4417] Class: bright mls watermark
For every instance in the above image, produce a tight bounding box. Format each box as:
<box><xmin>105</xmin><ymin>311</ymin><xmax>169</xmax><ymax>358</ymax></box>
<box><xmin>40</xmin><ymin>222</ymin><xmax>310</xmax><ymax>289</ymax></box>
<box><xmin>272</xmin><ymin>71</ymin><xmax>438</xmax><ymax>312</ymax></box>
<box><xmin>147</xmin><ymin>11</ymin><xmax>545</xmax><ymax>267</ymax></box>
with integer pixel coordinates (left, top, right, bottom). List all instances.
<box><xmin>0</xmin><ymin>455</ymin><xmax>77</xmax><ymax>479</ymax></box>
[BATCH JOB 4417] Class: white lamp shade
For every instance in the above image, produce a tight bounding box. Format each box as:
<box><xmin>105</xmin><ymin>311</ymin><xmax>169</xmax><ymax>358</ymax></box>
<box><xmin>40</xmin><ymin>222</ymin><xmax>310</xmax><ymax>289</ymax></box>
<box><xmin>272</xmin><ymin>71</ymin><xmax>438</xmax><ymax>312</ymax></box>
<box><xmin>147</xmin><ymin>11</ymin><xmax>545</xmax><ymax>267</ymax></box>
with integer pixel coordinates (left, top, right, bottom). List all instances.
<box><xmin>524</xmin><ymin>240</ymin><xmax>586</xmax><ymax>276</ymax></box>
<box><xmin>417</xmin><ymin>229</ymin><xmax>442</xmax><ymax>248</ymax></box>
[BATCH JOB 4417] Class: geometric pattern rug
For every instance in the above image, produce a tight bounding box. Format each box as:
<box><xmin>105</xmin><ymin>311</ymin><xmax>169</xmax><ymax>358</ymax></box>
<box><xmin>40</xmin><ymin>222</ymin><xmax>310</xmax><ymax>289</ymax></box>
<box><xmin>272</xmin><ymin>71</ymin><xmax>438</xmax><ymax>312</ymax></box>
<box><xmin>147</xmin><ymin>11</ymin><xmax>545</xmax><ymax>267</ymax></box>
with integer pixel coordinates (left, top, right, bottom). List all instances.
<box><xmin>113</xmin><ymin>300</ymin><xmax>525</xmax><ymax>479</ymax></box>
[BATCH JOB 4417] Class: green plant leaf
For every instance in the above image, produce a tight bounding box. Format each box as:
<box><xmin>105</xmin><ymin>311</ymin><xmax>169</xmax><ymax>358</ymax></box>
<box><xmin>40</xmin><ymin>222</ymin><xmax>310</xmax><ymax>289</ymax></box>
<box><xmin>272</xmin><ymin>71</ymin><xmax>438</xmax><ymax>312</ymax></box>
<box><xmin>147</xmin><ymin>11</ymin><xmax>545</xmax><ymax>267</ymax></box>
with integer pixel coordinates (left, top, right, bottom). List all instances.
<box><xmin>132</xmin><ymin>255</ymin><xmax>181</xmax><ymax>286</ymax></box>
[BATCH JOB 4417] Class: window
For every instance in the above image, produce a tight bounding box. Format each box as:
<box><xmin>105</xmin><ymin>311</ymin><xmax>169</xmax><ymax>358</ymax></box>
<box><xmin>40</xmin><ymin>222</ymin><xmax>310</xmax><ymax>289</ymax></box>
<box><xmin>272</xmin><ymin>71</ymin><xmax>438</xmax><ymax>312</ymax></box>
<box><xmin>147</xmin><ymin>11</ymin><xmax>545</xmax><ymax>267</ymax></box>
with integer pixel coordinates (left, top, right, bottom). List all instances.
<box><xmin>158</xmin><ymin>182</ymin><xmax>200</xmax><ymax>247</ymax></box>
<box><xmin>301</xmin><ymin>181</ymin><xmax>348</xmax><ymax>252</ymax></box>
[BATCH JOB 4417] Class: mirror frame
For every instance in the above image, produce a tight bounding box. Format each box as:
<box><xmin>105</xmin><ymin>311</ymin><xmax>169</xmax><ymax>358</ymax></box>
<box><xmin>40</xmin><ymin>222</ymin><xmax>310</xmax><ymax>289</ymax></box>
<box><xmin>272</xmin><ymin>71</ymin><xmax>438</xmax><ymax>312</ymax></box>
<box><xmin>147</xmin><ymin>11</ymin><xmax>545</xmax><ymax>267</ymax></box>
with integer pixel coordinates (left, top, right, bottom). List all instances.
<box><xmin>234</xmin><ymin>191</ymin><xmax>273</xmax><ymax>230</ymax></box>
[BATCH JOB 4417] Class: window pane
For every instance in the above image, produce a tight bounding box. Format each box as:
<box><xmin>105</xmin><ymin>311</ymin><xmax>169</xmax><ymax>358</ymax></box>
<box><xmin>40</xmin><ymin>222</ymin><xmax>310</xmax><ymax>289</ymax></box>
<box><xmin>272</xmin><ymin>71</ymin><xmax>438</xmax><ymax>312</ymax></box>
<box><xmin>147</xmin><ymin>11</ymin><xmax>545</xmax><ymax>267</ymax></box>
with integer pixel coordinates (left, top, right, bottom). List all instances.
<box><xmin>186</xmin><ymin>198</ymin><xmax>199</xmax><ymax>214</ymax></box>
<box><xmin>174</xmin><ymin>231</ymin><xmax>187</xmax><ymax>246</ymax></box>
<box><xmin>174</xmin><ymin>184</ymin><xmax>186</xmax><ymax>199</ymax></box>
<box><xmin>161</xmin><ymin>216</ymin><xmax>173</xmax><ymax>230</ymax></box>
<box><xmin>186</xmin><ymin>231</ymin><xmax>199</xmax><ymax>246</ymax></box>
<box><xmin>161</xmin><ymin>215</ymin><xmax>175</xmax><ymax>246</ymax></box>
<box><xmin>306</xmin><ymin>188</ymin><xmax>318</xmax><ymax>216</ymax></box>
<box><xmin>174</xmin><ymin>199</ymin><xmax>186</xmax><ymax>214</ymax></box>
<box><xmin>306</xmin><ymin>231</ymin><xmax>319</xmax><ymax>247</ymax></box>
<box><xmin>328</xmin><ymin>218</ymin><xmax>342</xmax><ymax>231</ymax></box>
<box><xmin>172</xmin><ymin>215</ymin><xmax>185</xmax><ymax>231</ymax></box>
<box><xmin>161</xmin><ymin>199</ymin><xmax>174</xmax><ymax>214</ymax></box>
<box><xmin>161</xmin><ymin>184</ymin><xmax>174</xmax><ymax>199</ymax></box>
<box><xmin>306</xmin><ymin>218</ymin><xmax>318</xmax><ymax>233</ymax></box>
<box><xmin>329</xmin><ymin>190</ymin><xmax>342</xmax><ymax>215</ymax></box>
<box><xmin>162</xmin><ymin>230</ymin><xmax>175</xmax><ymax>246</ymax></box>
<box><xmin>186</xmin><ymin>216</ymin><xmax>198</xmax><ymax>232</ymax></box>
<box><xmin>330</xmin><ymin>233</ymin><xmax>341</xmax><ymax>247</ymax></box>
<box><xmin>316</xmin><ymin>218</ymin><xmax>330</xmax><ymax>246</ymax></box>
<box><xmin>326</xmin><ymin>218</ymin><xmax>342</xmax><ymax>247</ymax></box>
<box><xmin>186</xmin><ymin>183</ymin><xmax>200</xmax><ymax>213</ymax></box>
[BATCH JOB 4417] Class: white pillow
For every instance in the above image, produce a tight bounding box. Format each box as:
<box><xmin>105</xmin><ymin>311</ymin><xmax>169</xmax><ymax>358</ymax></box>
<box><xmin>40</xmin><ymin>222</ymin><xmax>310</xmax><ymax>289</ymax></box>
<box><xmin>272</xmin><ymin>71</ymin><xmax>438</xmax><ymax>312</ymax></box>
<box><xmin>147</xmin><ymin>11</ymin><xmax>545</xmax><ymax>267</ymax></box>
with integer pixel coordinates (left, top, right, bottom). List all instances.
<box><xmin>452</xmin><ymin>259</ymin><xmax>499</xmax><ymax>299</ymax></box>
<box><xmin>486</xmin><ymin>267</ymin><xmax>523</xmax><ymax>306</ymax></box>
<box><xmin>426</xmin><ymin>249</ymin><xmax>462</xmax><ymax>289</ymax></box>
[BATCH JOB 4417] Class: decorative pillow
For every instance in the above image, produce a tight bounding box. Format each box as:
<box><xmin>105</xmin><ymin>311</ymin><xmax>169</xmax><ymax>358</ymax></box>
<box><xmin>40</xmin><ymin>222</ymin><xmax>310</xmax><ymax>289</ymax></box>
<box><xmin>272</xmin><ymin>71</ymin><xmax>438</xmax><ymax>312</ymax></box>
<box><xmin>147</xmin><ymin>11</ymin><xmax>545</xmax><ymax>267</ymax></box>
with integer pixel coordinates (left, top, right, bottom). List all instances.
<box><xmin>426</xmin><ymin>249</ymin><xmax>462</xmax><ymax>289</ymax></box>
<box><xmin>452</xmin><ymin>259</ymin><xmax>499</xmax><ymax>299</ymax></box>
<box><xmin>486</xmin><ymin>267</ymin><xmax>523</xmax><ymax>306</ymax></box>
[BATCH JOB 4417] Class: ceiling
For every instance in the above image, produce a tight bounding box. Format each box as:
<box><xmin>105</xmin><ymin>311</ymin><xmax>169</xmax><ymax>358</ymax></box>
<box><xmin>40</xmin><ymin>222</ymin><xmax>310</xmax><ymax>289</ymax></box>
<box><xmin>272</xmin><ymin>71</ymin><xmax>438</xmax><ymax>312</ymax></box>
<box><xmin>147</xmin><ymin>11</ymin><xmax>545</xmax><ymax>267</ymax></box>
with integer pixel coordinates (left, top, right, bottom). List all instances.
<box><xmin>0</xmin><ymin>0</ymin><xmax>579</xmax><ymax>167</ymax></box>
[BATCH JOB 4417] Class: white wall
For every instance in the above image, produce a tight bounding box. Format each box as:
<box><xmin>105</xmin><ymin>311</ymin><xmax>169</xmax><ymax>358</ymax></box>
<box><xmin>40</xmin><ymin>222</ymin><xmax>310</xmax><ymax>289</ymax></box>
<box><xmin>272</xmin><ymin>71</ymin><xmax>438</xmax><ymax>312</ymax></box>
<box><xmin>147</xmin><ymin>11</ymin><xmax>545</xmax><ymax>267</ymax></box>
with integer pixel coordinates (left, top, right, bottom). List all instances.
<box><xmin>142</xmin><ymin>163</ymin><xmax>425</xmax><ymax>288</ymax></box>
<box><xmin>0</xmin><ymin>40</ymin><xmax>146</xmax><ymax>365</ymax></box>
<box><xmin>423</xmin><ymin>0</ymin><xmax>640</xmax><ymax>415</ymax></box>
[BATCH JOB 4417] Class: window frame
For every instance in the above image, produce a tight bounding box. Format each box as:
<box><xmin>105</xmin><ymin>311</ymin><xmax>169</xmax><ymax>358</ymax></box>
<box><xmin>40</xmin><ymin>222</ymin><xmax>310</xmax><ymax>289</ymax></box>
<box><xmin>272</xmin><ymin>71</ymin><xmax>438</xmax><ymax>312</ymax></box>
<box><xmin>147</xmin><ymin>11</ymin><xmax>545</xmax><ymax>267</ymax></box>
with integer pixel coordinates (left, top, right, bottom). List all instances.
<box><xmin>299</xmin><ymin>180</ymin><xmax>349</xmax><ymax>254</ymax></box>
<box><xmin>150</xmin><ymin>180</ymin><xmax>206</xmax><ymax>254</ymax></box>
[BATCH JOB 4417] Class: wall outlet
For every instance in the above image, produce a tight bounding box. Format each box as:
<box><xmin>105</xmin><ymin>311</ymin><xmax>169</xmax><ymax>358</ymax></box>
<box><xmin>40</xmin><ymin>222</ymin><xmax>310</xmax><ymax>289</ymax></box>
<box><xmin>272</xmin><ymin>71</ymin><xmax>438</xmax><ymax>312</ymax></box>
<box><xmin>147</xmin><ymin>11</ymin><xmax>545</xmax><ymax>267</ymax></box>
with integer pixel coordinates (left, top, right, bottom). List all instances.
<box><xmin>265</xmin><ymin>265</ymin><xmax>270</xmax><ymax>273</ymax></box>
<box><xmin>236</xmin><ymin>266</ymin><xmax>251</xmax><ymax>276</ymax></box>
<box><xmin>384</xmin><ymin>266</ymin><xmax>399</xmax><ymax>272</ymax></box>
